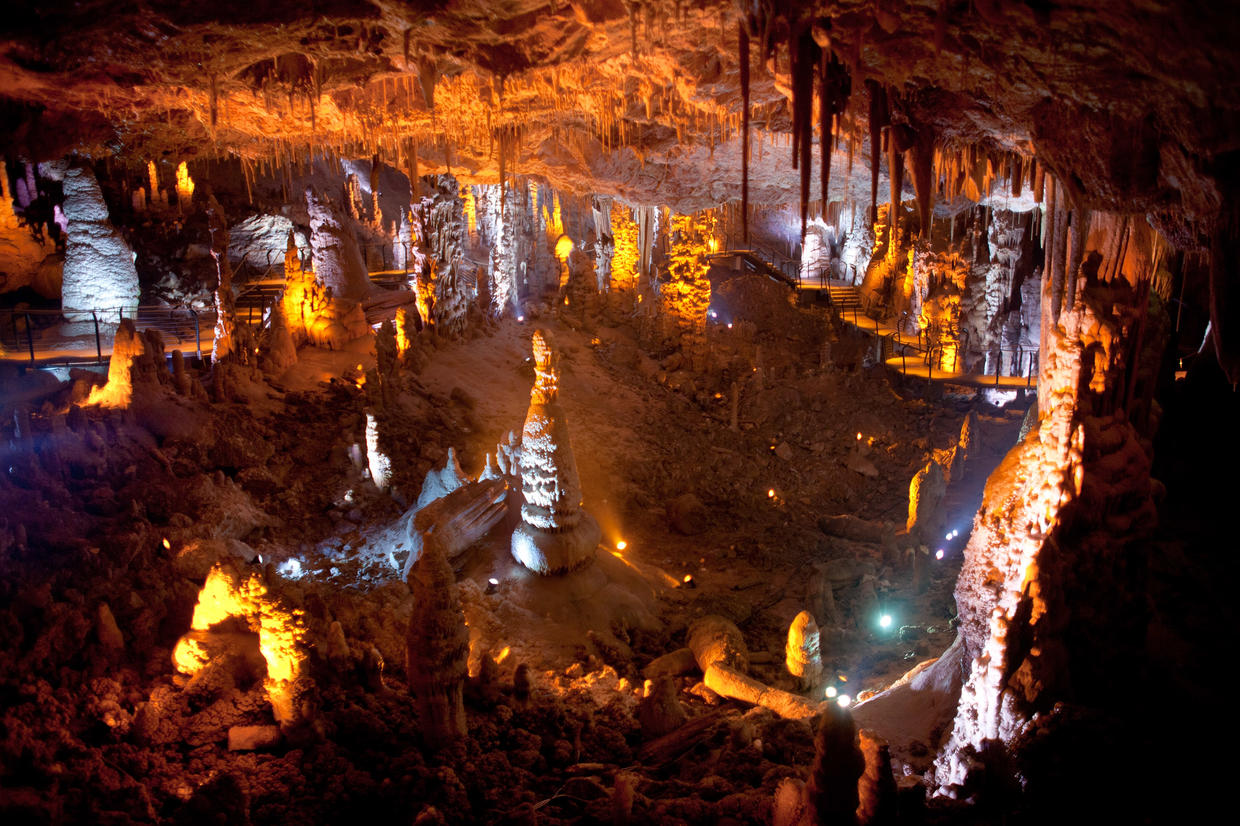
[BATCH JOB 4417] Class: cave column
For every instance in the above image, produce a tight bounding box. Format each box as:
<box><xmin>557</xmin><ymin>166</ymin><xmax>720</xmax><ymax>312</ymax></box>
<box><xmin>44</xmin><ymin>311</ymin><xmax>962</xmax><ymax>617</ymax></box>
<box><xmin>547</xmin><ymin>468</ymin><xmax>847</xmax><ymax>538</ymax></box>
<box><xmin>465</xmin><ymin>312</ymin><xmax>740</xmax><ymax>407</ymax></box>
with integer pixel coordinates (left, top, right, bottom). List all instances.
<box><xmin>935</xmin><ymin>213</ymin><xmax>1162</xmax><ymax>795</ymax></box>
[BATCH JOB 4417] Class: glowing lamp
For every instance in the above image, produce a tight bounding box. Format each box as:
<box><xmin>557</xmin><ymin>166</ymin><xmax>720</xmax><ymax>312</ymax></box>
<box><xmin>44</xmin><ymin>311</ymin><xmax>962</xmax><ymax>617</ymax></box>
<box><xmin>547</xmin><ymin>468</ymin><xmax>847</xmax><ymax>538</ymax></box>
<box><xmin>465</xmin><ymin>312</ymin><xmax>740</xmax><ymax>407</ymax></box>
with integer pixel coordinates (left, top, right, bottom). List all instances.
<box><xmin>825</xmin><ymin>686</ymin><xmax>838</xmax><ymax>698</ymax></box>
<box><xmin>162</xmin><ymin>537</ymin><xmax>171</xmax><ymax>550</ymax></box>
<box><xmin>616</xmin><ymin>540</ymin><xmax>627</xmax><ymax>551</ymax></box>
<box><xmin>936</xmin><ymin>549</ymin><xmax>945</xmax><ymax>560</ymax></box>
<box><xmin>837</xmin><ymin>694</ymin><xmax>852</xmax><ymax>708</ymax></box>
<box><xmin>486</xmin><ymin>577</ymin><xmax>499</xmax><ymax>595</ymax></box>
<box><xmin>682</xmin><ymin>574</ymin><xmax>696</xmax><ymax>589</ymax></box>
<box><xmin>879</xmin><ymin>614</ymin><xmax>893</xmax><ymax>630</ymax></box>
<box><xmin>555</xmin><ymin>234</ymin><xmax>574</xmax><ymax>261</ymax></box>
<box><xmin>767</xmin><ymin>488</ymin><xmax>776</xmax><ymax>498</ymax></box>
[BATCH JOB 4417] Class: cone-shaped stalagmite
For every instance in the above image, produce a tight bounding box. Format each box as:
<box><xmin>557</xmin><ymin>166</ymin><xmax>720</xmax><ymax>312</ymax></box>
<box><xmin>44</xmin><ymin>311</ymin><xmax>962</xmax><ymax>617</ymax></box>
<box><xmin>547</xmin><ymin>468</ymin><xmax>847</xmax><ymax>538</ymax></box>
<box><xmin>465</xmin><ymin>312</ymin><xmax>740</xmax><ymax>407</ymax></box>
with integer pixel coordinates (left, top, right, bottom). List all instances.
<box><xmin>406</xmin><ymin>530</ymin><xmax>469</xmax><ymax>749</ymax></box>
<box><xmin>511</xmin><ymin>329</ymin><xmax>600</xmax><ymax>574</ymax></box>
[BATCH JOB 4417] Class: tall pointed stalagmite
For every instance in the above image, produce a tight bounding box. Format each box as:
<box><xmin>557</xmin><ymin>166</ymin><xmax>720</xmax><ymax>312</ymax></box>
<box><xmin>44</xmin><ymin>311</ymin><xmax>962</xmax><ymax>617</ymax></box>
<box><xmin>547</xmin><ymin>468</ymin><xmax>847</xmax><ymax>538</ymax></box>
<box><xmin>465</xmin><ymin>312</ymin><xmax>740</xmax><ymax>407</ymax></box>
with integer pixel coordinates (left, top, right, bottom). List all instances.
<box><xmin>511</xmin><ymin>329</ymin><xmax>601</xmax><ymax>574</ymax></box>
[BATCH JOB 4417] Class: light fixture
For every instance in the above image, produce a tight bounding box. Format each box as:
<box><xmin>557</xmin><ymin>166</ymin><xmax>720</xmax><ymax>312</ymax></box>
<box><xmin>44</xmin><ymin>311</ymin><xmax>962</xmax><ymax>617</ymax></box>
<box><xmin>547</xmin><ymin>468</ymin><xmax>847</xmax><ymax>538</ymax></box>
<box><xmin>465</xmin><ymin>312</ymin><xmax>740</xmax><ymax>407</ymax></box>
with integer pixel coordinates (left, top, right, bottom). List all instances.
<box><xmin>879</xmin><ymin>613</ymin><xmax>893</xmax><ymax>630</ymax></box>
<box><xmin>682</xmin><ymin>574</ymin><xmax>696</xmax><ymax>589</ymax></box>
<box><xmin>486</xmin><ymin>577</ymin><xmax>500</xmax><ymax>595</ymax></box>
<box><xmin>936</xmin><ymin>549</ymin><xmax>945</xmax><ymax>560</ymax></box>
<box><xmin>825</xmin><ymin>686</ymin><xmax>838</xmax><ymax>698</ymax></box>
<box><xmin>616</xmin><ymin>539</ymin><xmax>627</xmax><ymax>551</ymax></box>
<box><xmin>837</xmin><ymin>694</ymin><xmax>852</xmax><ymax>708</ymax></box>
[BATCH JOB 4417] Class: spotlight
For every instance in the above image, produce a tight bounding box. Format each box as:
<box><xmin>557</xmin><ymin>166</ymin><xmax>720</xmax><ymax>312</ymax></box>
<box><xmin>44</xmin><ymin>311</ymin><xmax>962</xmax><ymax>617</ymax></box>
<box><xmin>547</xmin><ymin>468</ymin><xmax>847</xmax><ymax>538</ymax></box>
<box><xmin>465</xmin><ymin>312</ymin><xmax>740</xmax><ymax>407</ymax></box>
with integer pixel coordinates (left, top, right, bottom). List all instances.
<box><xmin>616</xmin><ymin>540</ymin><xmax>627</xmax><ymax>551</ymax></box>
<box><xmin>517</xmin><ymin>315</ymin><xmax>525</xmax><ymax>322</ymax></box>
<box><xmin>856</xmin><ymin>432</ymin><xmax>862</xmax><ymax>440</ymax></box>
<box><xmin>767</xmin><ymin>488</ymin><xmax>776</xmax><ymax>498</ymax></box>
<box><xmin>682</xmin><ymin>574</ymin><xmax>696</xmax><ymax>589</ymax></box>
<box><xmin>709</xmin><ymin>310</ymin><xmax>718</xmax><ymax>318</ymax></box>
<box><xmin>486</xmin><ymin>577</ymin><xmax>500</xmax><ymax>595</ymax></box>
<box><xmin>825</xmin><ymin>686</ymin><xmax>838</xmax><ymax>698</ymax></box>
<box><xmin>837</xmin><ymin>694</ymin><xmax>852</xmax><ymax>708</ymax></box>
<box><xmin>727</xmin><ymin>322</ymin><xmax>733</xmax><ymax>329</ymax></box>
<box><xmin>162</xmin><ymin>537</ymin><xmax>171</xmax><ymax>550</ymax></box>
<box><xmin>879</xmin><ymin>614</ymin><xmax>893</xmax><ymax>630</ymax></box>
<box><xmin>936</xmin><ymin>549</ymin><xmax>945</xmax><ymax>560</ymax></box>
<box><xmin>945</xmin><ymin>532</ymin><xmax>952</xmax><ymax>540</ymax></box>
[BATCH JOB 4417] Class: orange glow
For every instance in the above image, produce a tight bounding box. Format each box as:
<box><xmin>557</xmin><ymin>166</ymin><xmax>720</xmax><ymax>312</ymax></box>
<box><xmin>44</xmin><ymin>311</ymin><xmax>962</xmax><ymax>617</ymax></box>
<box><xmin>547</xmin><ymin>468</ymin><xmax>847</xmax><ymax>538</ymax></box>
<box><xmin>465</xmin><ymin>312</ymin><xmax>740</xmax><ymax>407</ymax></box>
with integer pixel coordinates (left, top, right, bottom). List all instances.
<box><xmin>767</xmin><ymin>488</ymin><xmax>776</xmax><ymax>498</ymax></box>
<box><xmin>555</xmin><ymin>234</ymin><xmax>574</xmax><ymax>261</ymax></box>
<box><xmin>496</xmin><ymin>646</ymin><xmax>511</xmax><ymax>663</ymax></box>
<box><xmin>175</xmin><ymin>161</ymin><xmax>194</xmax><ymax>210</ymax></box>
<box><xmin>615</xmin><ymin>539</ymin><xmax>627</xmax><ymax>551</ymax></box>
<box><xmin>162</xmin><ymin>538</ymin><xmax>171</xmax><ymax>550</ymax></box>
<box><xmin>174</xmin><ymin>562</ymin><xmax>309</xmax><ymax>726</ymax></box>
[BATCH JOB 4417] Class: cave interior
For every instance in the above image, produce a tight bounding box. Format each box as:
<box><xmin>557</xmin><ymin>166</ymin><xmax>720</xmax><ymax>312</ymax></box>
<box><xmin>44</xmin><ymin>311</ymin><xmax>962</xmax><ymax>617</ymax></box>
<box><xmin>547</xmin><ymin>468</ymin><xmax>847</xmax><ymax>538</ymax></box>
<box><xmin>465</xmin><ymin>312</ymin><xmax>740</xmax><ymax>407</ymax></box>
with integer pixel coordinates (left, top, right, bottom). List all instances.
<box><xmin>1</xmin><ymin>1</ymin><xmax>1237</xmax><ymax>824</ymax></box>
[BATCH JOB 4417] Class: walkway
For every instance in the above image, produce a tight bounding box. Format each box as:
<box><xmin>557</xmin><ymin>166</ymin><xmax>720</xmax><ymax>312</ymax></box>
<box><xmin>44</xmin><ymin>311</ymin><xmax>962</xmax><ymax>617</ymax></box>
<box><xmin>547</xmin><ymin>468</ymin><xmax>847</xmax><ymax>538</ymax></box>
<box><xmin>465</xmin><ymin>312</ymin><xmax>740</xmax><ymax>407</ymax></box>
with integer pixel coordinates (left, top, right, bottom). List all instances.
<box><xmin>0</xmin><ymin>272</ymin><xmax>418</xmax><ymax>368</ymax></box>
<box><xmin>715</xmin><ymin>243</ymin><xmax>1037</xmax><ymax>390</ymax></box>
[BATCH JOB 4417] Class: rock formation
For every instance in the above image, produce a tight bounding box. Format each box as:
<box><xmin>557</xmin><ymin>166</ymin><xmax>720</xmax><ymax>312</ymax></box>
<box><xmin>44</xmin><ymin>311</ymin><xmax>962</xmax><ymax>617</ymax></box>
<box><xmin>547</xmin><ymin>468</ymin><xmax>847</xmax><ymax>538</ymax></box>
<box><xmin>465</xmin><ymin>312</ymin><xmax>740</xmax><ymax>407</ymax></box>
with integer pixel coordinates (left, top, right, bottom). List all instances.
<box><xmin>306</xmin><ymin>187</ymin><xmax>372</xmax><ymax>302</ymax></box>
<box><xmin>405</xmin><ymin>529</ymin><xmax>469</xmax><ymax>749</ymax></box>
<box><xmin>41</xmin><ymin>160</ymin><xmax>139</xmax><ymax>324</ymax></box>
<box><xmin>0</xmin><ymin>159</ymin><xmax>59</xmax><ymax>297</ymax></box>
<box><xmin>785</xmin><ymin>610</ymin><xmax>823</xmax><ymax>689</ymax></box>
<box><xmin>934</xmin><ymin>216</ymin><xmax>1163</xmax><ymax>798</ymax></box>
<box><xmin>511</xmin><ymin>329</ymin><xmax>600</xmax><ymax>574</ymax></box>
<box><xmin>85</xmin><ymin>318</ymin><xmax>143</xmax><ymax>408</ymax></box>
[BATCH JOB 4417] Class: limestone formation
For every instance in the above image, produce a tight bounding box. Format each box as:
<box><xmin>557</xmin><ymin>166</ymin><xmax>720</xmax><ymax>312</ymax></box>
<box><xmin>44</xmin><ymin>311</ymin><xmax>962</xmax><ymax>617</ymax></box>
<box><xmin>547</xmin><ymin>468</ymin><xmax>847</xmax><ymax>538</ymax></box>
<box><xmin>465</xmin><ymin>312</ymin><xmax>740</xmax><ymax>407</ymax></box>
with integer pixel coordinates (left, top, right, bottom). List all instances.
<box><xmin>41</xmin><ymin>160</ymin><xmax>139</xmax><ymax>323</ymax></box>
<box><xmin>0</xmin><ymin>159</ymin><xmax>59</xmax><ymax>298</ymax></box>
<box><xmin>935</xmin><ymin>251</ymin><xmax>1161</xmax><ymax>796</ymax></box>
<box><xmin>205</xmin><ymin>194</ymin><xmax>243</xmax><ymax>364</ymax></box>
<box><xmin>172</xmin><ymin>561</ymin><xmax>314</xmax><ymax>738</ymax></box>
<box><xmin>906</xmin><ymin>459</ymin><xmax>946</xmax><ymax>544</ymax></box>
<box><xmin>637</xmin><ymin>675</ymin><xmax>688</xmax><ymax>740</ymax></box>
<box><xmin>306</xmin><ymin>187</ymin><xmax>372</xmax><ymax>301</ymax></box>
<box><xmin>687</xmin><ymin>615</ymin><xmax>820</xmax><ymax>720</ymax></box>
<box><xmin>86</xmin><ymin>319</ymin><xmax>143</xmax><ymax>408</ymax></box>
<box><xmin>511</xmin><ymin>330</ymin><xmax>601</xmax><ymax>575</ymax></box>
<box><xmin>785</xmin><ymin>611</ymin><xmax>823</xmax><ymax>689</ymax></box>
<box><xmin>405</xmin><ymin>531</ymin><xmax>469</xmax><ymax>749</ymax></box>
<box><xmin>365</xmin><ymin>413</ymin><xmax>392</xmax><ymax>492</ymax></box>
<box><xmin>806</xmin><ymin>703</ymin><xmax>865</xmax><ymax>826</ymax></box>
<box><xmin>282</xmin><ymin>228</ymin><xmax>368</xmax><ymax>350</ymax></box>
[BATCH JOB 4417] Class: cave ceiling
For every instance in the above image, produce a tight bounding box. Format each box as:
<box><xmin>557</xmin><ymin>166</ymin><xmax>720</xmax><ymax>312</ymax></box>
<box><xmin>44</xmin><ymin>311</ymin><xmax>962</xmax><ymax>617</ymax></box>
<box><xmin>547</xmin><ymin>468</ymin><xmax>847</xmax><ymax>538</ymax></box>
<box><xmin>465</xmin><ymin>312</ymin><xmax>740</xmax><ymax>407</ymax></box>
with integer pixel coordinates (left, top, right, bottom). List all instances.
<box><xmin>2</xmin><ymin>0</ymin><xmax>1239</xmax><ymax>238</ymax></box>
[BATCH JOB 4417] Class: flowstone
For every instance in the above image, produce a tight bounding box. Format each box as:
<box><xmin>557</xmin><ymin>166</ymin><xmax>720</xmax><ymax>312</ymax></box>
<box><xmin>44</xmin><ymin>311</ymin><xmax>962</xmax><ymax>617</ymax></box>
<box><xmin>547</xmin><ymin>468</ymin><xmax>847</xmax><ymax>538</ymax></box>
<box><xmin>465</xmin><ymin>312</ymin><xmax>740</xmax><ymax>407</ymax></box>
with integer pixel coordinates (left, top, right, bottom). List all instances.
<box><xmin>511</xmin><ymin>329</ymin><xmax>600</xmax><ymax>574</ymax></box>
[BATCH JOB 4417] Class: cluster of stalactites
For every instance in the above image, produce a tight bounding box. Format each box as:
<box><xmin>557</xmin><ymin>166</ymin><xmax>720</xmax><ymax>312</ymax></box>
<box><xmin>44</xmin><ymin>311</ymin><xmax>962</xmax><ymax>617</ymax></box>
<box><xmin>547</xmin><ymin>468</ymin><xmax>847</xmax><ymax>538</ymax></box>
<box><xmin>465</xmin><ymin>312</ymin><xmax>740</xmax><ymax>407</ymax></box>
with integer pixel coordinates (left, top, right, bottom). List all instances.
<box><xmin>738</xmin><ymin>14</ymin><xmax>851</xmax><ymax>242</ymax></box>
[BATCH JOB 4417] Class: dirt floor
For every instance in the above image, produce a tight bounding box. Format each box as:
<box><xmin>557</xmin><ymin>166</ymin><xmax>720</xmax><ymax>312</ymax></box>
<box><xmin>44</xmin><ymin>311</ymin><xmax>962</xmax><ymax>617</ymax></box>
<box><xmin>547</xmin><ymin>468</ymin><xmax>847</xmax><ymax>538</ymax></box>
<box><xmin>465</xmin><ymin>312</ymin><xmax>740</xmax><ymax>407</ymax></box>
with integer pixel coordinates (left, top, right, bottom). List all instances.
<box><xmin>0</xmin><ymin>277</ymin><xmax>1027</xmax><ymax>824</ymax></box>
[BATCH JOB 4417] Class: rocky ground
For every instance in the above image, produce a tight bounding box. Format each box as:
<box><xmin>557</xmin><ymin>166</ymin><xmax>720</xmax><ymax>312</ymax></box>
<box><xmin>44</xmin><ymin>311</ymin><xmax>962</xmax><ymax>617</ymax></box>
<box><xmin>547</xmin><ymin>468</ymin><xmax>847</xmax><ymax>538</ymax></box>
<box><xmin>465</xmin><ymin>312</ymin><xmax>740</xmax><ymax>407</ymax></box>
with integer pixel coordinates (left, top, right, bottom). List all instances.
<box><xmin>0</xmin><ymin>274</ymin><xmax>1026</xmax><ymax>825</ymax></box>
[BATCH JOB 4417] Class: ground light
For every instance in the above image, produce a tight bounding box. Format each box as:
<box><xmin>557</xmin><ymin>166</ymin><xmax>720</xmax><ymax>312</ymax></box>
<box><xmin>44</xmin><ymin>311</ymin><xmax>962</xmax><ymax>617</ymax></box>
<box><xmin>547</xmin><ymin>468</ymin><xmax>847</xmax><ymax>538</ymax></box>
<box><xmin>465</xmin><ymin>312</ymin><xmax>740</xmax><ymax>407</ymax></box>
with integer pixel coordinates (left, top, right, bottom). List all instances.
<box><xmin>879</xmin><ymin>613</ymin><xmax>893</xmax><ymax>630</ymax></box>
<box><xmin>616</xmin><ymin>539</ymin><xmax>627</xmax><ymax>551</ymax></box>
<box><xmin>486</xmin><ymin>578</ymin><xmax>499</xmax><ymax>595</ymax></box>
<box><xmin>837</xmin><ymin>694</ymin><xmax>852</xmax><ymax>708</ymax></box>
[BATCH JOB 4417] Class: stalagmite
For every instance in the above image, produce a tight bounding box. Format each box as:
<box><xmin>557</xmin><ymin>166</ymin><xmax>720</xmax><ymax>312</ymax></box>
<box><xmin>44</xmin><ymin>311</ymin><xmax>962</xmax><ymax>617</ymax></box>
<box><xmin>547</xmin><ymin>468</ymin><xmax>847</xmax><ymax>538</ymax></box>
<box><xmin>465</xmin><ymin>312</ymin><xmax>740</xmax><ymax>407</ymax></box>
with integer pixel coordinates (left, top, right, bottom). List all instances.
<box><xmin>405</xmin><ymin>530</ymin><xmax>469</xmax><ymax>749</ymax></box>
<box><xmin>785</xmin><ymin>611</ymin><xmax>823</xmax><ymax>689</ymax></box>
<box><xmin>511</xmin><ymin>330</ymin><xmax>600</xmax><ymax>574</ymax></box>
<box><xmin>807</xmin><ymin>703</ymin><xmax>865</xmax><ymax>825</ymax></box>
<box><xmin>365</xmin><ymin>413</ymin><xmax>391</xmax><ymax>492</ymax></box>
<box><xmin>41</xmin><ymin>160</ymin><xmax>140</xmax><ymax>325</ymax></box>
<box><xmin>86</xmin><ymin>319</ymin><xmax>143</xmax><ymax>408</ymax></box>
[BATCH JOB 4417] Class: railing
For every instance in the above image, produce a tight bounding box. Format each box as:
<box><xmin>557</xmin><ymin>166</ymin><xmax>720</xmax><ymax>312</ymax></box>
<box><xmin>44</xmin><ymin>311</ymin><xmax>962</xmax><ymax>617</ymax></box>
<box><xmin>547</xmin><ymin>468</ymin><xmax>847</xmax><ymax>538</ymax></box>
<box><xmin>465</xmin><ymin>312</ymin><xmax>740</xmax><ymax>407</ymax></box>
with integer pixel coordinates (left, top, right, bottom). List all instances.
<box><xmin>0</xmin><ymin>305</ymin><xmax>218</xmax><ymax>366</ymax></box>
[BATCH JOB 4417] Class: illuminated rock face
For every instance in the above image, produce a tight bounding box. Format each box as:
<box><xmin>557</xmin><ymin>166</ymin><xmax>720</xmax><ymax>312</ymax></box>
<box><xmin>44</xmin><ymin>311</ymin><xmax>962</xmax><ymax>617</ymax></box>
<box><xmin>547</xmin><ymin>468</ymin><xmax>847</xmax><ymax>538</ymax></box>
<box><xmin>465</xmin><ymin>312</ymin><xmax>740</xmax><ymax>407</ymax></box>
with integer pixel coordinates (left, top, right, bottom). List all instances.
<box><xmin>405</xmin><ymin>531</ymin><xmax>469</xmax><ymax>749</ymax></box>
<box><xmin>409</xmin><ymin>175</ymin><xmax>471</xmax><ymax>336</ymax></box>
<box><xmin>934</xmin><ymin>235</ymin><xmax>1162</xmax><ymax>795</ymax></box>
<box><xmin>0</xmin><ymin>160</ymin><xmax>58</xmax><ymax>297</ymax></box>
<box><xmin>42</xmin><ymin>160</ymin><xmax>139</xmax><ymax>321</ymax></box>
<box><xmin>511</xmin><ymin>329</ymin><xmax>600</xmax><ymax>575</ymax></box>
<box><xmin>173</xmin><ymin>562</ymin><xmax>313</xmax><ymax>737</ymax></box>
<box><xmin>86</xmin><ymin>318</ymin><xmax>143</xmax><ymax>408</ymax></box>
<box><xmin>306</xmin><ymin>187</ymin><xmax>372</xmax><ymax>302</ymax></box>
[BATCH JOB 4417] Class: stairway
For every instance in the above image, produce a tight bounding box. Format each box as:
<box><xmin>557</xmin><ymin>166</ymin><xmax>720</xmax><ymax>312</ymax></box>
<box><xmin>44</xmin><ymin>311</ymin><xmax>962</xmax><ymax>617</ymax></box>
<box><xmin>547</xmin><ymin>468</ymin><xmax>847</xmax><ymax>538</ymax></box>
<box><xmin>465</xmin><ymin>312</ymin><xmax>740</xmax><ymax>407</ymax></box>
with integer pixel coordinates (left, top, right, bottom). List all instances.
<box><xmin>825</xmin><ymin>284</ymin><xmax>862</xmax><ymax>312</ymax></box>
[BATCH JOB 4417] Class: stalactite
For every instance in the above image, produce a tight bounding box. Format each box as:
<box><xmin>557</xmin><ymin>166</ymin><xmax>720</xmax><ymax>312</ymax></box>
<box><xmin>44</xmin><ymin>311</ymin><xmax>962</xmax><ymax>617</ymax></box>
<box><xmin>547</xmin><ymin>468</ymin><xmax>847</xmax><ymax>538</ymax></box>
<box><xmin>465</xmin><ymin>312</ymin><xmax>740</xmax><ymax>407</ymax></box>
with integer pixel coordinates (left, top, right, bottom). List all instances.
<box><xmin>887</xmin><ymin>123</ymin><xmax>911</xmax><ymax>237</ymax></box>
<box><xmin>1065</xmin><ymin>207</ymin><xmax>1089</xmax><ymax>311</ymax></box>
<box><xmin>909</xmin><ymin>129</ymin><xmax>935</xmax><ymax>239</ymax></box>
<box><xmin>866</xmin><ymin>81</ymin><xmax>889</xmax><ymax>224</ymax></box>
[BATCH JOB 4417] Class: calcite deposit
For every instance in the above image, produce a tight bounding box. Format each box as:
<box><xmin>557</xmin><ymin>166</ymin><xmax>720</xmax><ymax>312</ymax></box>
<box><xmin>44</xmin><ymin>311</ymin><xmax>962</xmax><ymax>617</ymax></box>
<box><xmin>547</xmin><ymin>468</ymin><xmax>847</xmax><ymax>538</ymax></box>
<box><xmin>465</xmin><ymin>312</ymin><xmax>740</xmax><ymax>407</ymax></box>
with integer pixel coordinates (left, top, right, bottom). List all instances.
<box><xmin>511</xmin><ymin>329</ymin><xmax>601</xmax><ymax>574</ymax></box>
